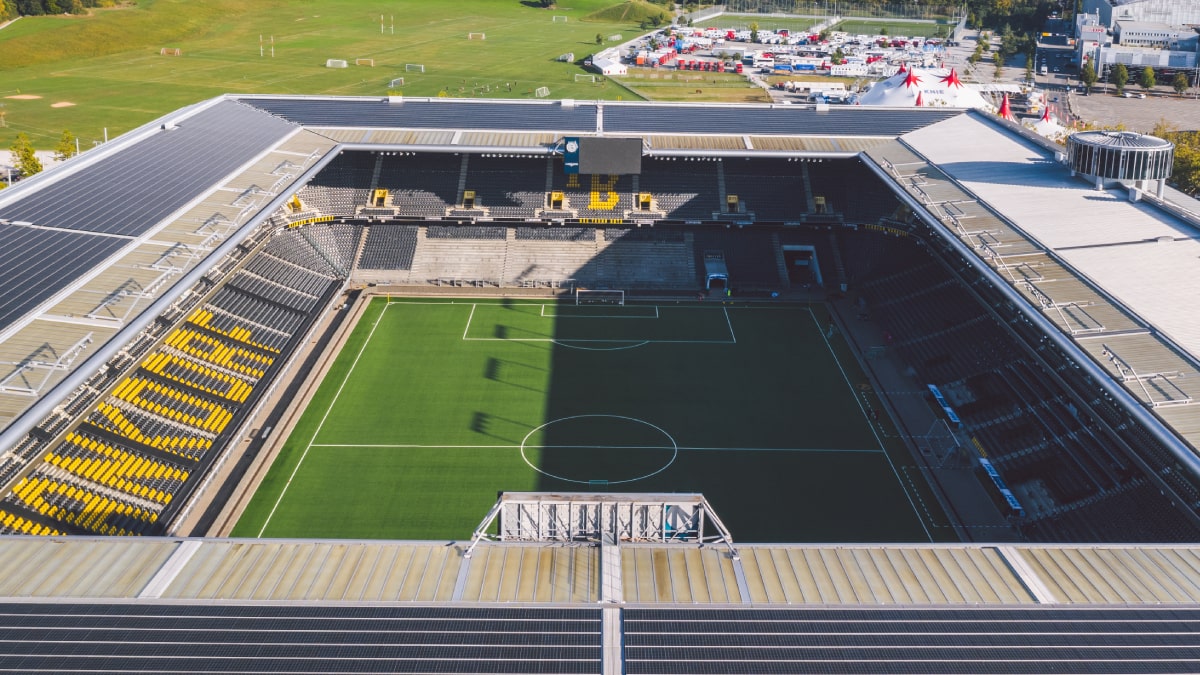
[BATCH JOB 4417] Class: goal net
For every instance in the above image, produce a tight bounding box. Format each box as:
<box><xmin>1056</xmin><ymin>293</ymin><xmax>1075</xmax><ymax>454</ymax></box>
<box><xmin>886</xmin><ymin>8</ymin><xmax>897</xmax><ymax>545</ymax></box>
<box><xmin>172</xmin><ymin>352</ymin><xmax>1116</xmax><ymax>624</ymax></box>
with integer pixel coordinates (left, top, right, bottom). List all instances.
<box><xmin>574</xmin><ymin>74</ymin><xmax>597</xmax><ymax>83</ymax></box>
<box><xmin>467</xmin><ymin>32</ymin><xmax>486</xmax><ymax>40</ymax></box>
<box><xmin>576</xmin><ymin>289</ymin><xmax>625</xmax><ymax>306</ymax></box>
<box><xmin>553</xmin><ymin>15</ymin><xmax>568</xmax><ymax>22</ymax></box>
<box><xmin>355</xmin><ymin>58</ymin><xmax>375</xmax><ymax>67</ymax></box>
<box><xmin>405</xmin><ymin>63</ymin><xmax>425</xmax><ymax>73</ymax></box>
<box><xmin>534</xmin><ymin>86</ymin><xmax>551</xmax><ymax>98</ymax></box>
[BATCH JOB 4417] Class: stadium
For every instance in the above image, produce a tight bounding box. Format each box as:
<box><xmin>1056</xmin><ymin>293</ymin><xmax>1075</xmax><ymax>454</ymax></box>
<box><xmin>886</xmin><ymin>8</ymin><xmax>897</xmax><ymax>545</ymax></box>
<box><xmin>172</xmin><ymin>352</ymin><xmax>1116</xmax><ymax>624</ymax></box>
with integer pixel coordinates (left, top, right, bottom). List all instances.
<box><xmin>0</xmin><ymin>95</ymin><xmax>1198</xmax><ymax>672</ymax></box>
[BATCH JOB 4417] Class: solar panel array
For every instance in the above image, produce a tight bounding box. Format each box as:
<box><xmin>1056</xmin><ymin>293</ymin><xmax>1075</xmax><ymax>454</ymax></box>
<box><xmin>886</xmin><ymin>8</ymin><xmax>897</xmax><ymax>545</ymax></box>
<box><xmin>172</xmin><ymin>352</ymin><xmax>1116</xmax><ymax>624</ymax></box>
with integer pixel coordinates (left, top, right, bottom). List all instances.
<box><xmin>241</xmin><ymin>97</ymin><xmax>961</xmax><ymax>138</ymax></box>
<box><xmin>624</xmin><ymin>607</ymin><xmax>1200</xmax><ymax>674</ymax></box>
<box><xmin>0</xmin><ymin>603</ymin><xmax>602</xmax><ymax>674</ymax></box>
<box><xmin>244</xmin><ymin>98</ymin><xmax>599</xmax><ymax>132</ymax></box>
<box><xmin>603</xmin><ymin>104</ymin><xmax>962</xmax><ymax>137</ymax></box>
<box><xmin>0</xmin><ymin>100</ymin><xmax>296</xmax><ymax>236</ymax></box>
<box><xmin>0</xmin><ymin>223</ymin><xmax>129</xmax><ymax>331</ymax></box>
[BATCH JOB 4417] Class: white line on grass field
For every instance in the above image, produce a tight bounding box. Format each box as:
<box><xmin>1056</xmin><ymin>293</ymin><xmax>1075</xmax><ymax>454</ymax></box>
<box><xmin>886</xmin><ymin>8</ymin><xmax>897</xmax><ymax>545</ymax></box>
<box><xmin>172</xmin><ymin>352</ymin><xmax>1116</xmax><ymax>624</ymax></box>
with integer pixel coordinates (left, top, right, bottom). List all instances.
<box><xmin>462</xmin><ymin>303</ymin><xmax>477</xmax><ymax>341</ymax></box>
<box><xmin>811</xmin><ymin>309</ymin><xmax>933</xmax><ymax>542</ymax></box>
<box><xmin>256</xmin><ymin>301</ymin><xmax>392</xmax><ymax>538</ymax></box>
<box><xmin>539</xmin><ymin>304</ymin><xmax>660</xmax><ymax>319</ymax></box>
<box><xmin>723</xmin><ymin>306</ymin><xmax>737</xmax><ymax>344</ymax></box>
<box><xmin>310</xmin><ymin>443</ymin><xmax>883</xmax><ymax>454</ymax></box>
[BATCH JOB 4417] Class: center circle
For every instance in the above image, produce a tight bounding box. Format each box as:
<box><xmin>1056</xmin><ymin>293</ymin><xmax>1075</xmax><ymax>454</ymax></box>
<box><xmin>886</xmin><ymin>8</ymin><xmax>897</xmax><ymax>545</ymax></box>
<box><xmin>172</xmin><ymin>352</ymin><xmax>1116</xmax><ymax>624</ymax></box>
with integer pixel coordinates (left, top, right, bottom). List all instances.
<box><xmin>519</xmin><ymin>415</ymin><xmax>678</xmax><ymax>485</ymax></box>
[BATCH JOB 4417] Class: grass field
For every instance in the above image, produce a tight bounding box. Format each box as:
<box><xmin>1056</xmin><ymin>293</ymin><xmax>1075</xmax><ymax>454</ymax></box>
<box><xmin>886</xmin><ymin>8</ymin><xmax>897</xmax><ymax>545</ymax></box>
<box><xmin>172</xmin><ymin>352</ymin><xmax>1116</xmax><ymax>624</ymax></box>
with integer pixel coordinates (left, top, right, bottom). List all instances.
<box><xmin>0</xmin><ymin>0</ymin><xmax>654</xmax><ymax>149</ymax></box>
<box><xmin>615</xmin><ymin>70</ymin><xmax>770</xmax><ymax>103</ymax></box>
<box><xmin>232</xmin><ymin>298</ymin><xmax>948</xmax><ymax>543</ymax></box>
<box><xmin>832</xmin><ymin>19</ymin><xmax>947</xmax><ymax>38</ymax></box>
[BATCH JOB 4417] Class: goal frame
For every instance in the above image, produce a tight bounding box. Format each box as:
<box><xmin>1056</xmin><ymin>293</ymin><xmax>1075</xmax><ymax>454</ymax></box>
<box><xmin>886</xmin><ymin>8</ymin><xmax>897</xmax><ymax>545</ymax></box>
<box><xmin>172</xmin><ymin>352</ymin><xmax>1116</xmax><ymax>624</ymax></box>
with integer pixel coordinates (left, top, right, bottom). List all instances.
<box><xmin>574</xmin><ymin>74</ymin><xmax>598</xmax><ymax>83</ymax></box>
<box><xmin>405</xmin><ymin>63</ymin><xmax>425</xmax><ymax>73</ymax></box>
<box><xmin>355</xmin><ymin>58</ymin><xmax>375</xmax><ymax>67</ymax></box>
<box><xmin>576</xmin><ymin>289</ymin><xmax>625</xmax><ymax>306</ymax></box>
<box><xmin>467</xmin><ymin>32</ymin><xmax>486</xmax><ymax>40</ymax></box>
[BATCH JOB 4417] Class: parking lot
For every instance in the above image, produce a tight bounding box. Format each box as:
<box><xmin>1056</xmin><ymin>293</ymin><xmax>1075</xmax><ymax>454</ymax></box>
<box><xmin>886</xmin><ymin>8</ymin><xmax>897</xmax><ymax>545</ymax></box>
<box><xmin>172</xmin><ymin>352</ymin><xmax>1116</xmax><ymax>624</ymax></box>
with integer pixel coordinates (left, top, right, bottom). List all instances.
<box><xmin>1069</xmin><ymin>89</ymin><xmax>1200</xmax><ymax>133</ymax></box>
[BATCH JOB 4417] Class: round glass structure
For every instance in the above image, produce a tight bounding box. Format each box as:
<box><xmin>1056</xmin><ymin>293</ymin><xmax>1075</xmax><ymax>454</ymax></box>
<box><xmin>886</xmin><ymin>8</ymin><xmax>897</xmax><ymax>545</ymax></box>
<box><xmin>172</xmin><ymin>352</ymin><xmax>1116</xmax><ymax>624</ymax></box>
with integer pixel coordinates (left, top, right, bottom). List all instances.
<box><xmin>1067</xmin><ymin>131</ymin><xmax>1173</xmax><ymax>181</ymax></box>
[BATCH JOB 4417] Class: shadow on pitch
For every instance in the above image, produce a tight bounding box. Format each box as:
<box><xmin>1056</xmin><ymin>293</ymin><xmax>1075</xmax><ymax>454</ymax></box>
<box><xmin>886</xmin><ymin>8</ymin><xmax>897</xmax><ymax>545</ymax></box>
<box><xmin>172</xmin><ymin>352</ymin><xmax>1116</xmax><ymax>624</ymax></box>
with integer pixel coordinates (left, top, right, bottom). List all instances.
<box><xmin>484</xmin><ymin>357</ymin><xmax>545</xmax><ymax>394</ymax></box>
<box><xmin>470</xmin><ymin>411</ymin><xmax>534</xmax><ymax>444</ymax></box>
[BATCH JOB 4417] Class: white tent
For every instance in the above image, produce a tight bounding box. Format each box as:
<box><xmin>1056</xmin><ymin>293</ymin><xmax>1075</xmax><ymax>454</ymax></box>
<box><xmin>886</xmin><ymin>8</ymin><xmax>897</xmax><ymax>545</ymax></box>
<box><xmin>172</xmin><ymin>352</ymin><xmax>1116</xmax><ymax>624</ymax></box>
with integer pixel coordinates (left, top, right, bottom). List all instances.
<box><xmin>590</xmin><ymin>55</ymin><xmax>627</xmax><ymax>76</ymax></box>
<box><xmin>858</xmin><ymin>67</ymin><xmax>994</xmax><ymax>111</ymax></box>
<box><xmin>1028</xmin><ymin>107</ymin><xmax>1067</xmax><ymax>142</ymax></box>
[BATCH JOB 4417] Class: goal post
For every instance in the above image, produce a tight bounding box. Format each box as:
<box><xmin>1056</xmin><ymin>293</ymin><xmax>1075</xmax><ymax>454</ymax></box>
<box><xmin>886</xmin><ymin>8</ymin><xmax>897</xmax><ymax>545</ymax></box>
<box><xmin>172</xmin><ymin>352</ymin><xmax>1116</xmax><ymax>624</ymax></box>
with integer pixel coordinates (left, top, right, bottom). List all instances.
<box><xmin>405</xmin><ymin>63</ymin><xmax>425</xmax><ymax>73</ymax></box>
<box><xmin>467</xmin><ymin>32</ymin><xmax>486</xmax><ymax>40</ymax></box>
<box><xmin>576</xmin><ymin>289</ymin><xmax>625</xmax><ymax>306</ymax></box>
<box><xmin>574</xmin><ymin>74</ymin><xmax>597</xmax><ymax>83</ymax></box>
<box><xmin>552</xmin><ymin>15</ymin><xmax>568</xmax><ymax>22</ymax></box>
<box><xmin>355</xmin><ymin>58</ymin><xmax>375</xmax><ymax>67</ymax></box>
<box><xmin>534</xmin><ymin>86</ymin><xmax>551</xmax><ymax>98</ymax></box>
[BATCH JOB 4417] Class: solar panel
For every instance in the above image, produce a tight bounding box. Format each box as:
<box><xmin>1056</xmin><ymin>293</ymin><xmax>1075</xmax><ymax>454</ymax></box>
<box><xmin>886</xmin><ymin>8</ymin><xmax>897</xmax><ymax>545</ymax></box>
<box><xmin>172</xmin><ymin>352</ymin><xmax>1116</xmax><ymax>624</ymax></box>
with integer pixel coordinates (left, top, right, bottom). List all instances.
<box><xmin>0</xmin><ymin>100</ymin><xmax>296</xmax><ymax>237</ymax></box>
<box><xmin>0</xmin><ymin>603</ymin><xmax>602</xmax><ymax>674</ymax></box>
<box><xmin>603</xmin><ymin>105</ymin><xmax>962</xmax><ymax>136</ymax></box>
<box><xmin>624</xmin><ymin>607</ymin><xmax>1200</xmax><ymax>674</ymax></box>
<box><xmin>0</xmin><ymin>223</ymin><xmax>129</xmax><ymax>331</ymax></box>
<box><xmin>243</xmin><ymin>98</ymin><xmax>599</xmax><ymax>133</ymax></box>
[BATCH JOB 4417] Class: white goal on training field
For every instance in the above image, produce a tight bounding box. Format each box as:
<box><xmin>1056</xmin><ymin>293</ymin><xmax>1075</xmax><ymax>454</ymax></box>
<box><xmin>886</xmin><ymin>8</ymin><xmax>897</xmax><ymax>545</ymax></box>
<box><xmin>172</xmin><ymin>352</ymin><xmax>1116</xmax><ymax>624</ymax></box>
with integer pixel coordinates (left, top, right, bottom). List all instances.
<box><xmin>389</xmin><ymin>77</ymin><xmax>405</xmax><ymax>88</ymax></box>
<box><xmin>405</xmin><ymin>63</ymin><xmax>425</xmax><ymax>73</ymax></box>
<box><xmin>467</xmin><ymin>32</ymin><xmax>486</xmax><ymax>40</ymax></box>
<box><xmin>574</xmin><ymin>74</ymin><xmax>597</xmax><ymax>83</ymax></box>
<box><xmin>355</xmin><ymin>58</ymin><xmax>375</xmax><ymax>67</ymax></box>
<box><xmin>534</xmin><ymin>86</ymin><xmax>551</xmax><ymax>98</ymax></box>
<box><xmin>576</xmin><ymin>289</ymin><xmax>625</xmax><ymax>306</ymax></box>
<box><xmin>553</xmin><ymin>15</ymin><xmax>568</xmax><ymax>22</ymax></box>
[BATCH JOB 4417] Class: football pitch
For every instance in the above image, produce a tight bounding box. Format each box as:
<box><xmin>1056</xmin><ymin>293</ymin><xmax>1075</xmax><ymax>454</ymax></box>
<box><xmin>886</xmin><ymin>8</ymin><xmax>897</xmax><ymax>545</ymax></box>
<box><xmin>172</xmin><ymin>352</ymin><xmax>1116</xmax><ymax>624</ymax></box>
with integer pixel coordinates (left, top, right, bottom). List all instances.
<box><xmin>232</xmin><ymin>297</ymin><xmax>941</xmax><ymax>543</ymax></box>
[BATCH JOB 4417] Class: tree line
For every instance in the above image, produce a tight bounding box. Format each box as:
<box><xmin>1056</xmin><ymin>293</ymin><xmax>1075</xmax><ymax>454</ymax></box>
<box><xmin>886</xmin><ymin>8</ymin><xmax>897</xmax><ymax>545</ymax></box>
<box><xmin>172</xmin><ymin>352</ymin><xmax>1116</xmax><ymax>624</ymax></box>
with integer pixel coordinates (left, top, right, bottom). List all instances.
<box><xmin>1</xmin><ymin>0</ymin><xmax>116</xmax><ymax>20</ymax></box>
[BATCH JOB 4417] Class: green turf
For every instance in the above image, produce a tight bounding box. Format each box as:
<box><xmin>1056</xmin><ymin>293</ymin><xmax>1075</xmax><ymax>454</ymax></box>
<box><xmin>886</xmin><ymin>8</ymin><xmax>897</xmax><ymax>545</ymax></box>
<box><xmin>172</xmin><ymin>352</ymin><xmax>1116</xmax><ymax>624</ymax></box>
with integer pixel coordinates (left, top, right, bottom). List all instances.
<box><xmin>831</xmin><ymin>19</ymin><xmax>947</xmax><ymax>38</ymax></box>
<box><xmin>0</xmin><ymin>0</ymin><xmax>652</xmax><ymax>148</ymax></box>
<box><xmin>232</xmin><ymin>298</ymin><xmax>943</xmax><ymax>543</ymax></box>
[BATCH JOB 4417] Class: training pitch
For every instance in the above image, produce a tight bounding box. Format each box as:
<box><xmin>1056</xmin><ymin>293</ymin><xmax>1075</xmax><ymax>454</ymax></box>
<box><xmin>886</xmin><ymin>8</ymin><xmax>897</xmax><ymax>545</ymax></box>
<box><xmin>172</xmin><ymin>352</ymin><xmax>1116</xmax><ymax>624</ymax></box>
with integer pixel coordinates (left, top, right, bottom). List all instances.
<box><xmin>232</xmin><ymin>297</ymin><xmax>941</xmax><ymax>543</ymax></box>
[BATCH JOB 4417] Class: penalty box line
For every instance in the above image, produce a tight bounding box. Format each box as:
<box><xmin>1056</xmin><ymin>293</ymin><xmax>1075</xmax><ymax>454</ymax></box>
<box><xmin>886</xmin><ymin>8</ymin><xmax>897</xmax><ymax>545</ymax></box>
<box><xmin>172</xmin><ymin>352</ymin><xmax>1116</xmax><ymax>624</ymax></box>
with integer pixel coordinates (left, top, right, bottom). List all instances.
<box><xmin>540</xmin><ymin>304</ymin><xmax>660</xmax><ymax>319</ymax></box>
<box><xmin>310</xmin><ymin>443</ymin><xmax>884</xmax><ymax>454</ymax></box>
<box><xmin>462</xmin><ymin>303</ymin><xmax>737</xmax><ymax>345</ymax></box>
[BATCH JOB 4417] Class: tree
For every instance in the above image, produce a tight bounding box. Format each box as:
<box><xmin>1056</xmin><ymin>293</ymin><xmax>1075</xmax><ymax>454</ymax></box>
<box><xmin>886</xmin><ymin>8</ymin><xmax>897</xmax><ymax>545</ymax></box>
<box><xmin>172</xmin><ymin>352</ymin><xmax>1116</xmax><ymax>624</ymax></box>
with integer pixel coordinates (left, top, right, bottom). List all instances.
<box><xmin>1025</xmin><ymin>54</ymin><xmax>1034</xmax><ymax>82</ymax></box>
<box><xmin>595</xmin><ymin>33</ymin><xmax>604</xmax><ymax>45</ymax></box>
<box><xmin>10</xmin><ymin>132</ymin><xmax>41</xmax><ymax>178</ymax></box>
<box><xmin>832</xmin><ymin>47</ymin><xmax>845</xmax><ymax>66</ymax></box>
<box><xmin>1174</xmin><ymin>72</ymin><xmax>1190</xmax><ymax>97</ymax></box>
<box><xmin>992</xmin><ymin>51</ymin><xmax>1003</xmax><ymax>81</ymax></box>
<box><xmin>53</xmin><ymin>129</ymin><xmax>77</xmax><ymax>162</ymax></box>
<box><xmin>1080</xmin><ymin>62</ymin><xmax>1097</xmax><ymax>93</ymax></box>
<box><xmin>1152</xmin><ymin>120</ymin><xmax>1200</xmax><ymax>196</ymax></box>
<box><xmin>749</xmin><ymin>21</ymin><xmax>758</xmax><ymax>43</ymax></box>
<box><xmin>1139</xmin><ymin>66</ymin><xmax>1155</xmax><ymax>92</ymax></box>
<box><xmin>1112</xmin><ymin>63</ymin><xmax>1128</xmax><ymax>94</ymax></box>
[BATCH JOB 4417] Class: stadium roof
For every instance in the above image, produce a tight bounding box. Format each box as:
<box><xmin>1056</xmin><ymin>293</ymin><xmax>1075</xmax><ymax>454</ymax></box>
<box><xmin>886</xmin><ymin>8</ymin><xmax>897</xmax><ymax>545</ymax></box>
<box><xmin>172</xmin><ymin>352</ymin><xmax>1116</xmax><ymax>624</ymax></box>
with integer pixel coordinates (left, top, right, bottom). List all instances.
<box><xmin>4</xmin><ymin>94</ymin><xmax>1200</xmax><ymax>671</ymax></box>
<box><xmin>0</xmin><ymin>537</ymin><xmax>1198</xmax><ymax>672</ymax></box>
<box><xmin>863</xmin><ymin>112</ymin><xmax>1200</xmax><ymax>474</ymax></box>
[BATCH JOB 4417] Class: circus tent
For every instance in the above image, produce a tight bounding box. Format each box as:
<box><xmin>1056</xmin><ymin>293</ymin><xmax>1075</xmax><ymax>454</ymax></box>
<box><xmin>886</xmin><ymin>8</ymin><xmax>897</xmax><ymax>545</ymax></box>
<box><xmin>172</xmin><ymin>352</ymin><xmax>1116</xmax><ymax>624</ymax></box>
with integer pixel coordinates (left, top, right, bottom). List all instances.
<box><xmin>857</xmin><ymin>67</ymin><xmax>994</xmax><ymax>110</ymax></box>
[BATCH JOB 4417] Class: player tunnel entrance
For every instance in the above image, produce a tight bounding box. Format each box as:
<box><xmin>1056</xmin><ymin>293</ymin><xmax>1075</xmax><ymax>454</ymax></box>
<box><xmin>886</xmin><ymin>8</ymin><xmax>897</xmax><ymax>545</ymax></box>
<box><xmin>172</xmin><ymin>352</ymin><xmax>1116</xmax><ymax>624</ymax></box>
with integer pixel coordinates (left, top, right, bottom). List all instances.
<box><xmin>703</xmin><ymin>250</ymin><xmax>728</xmax><ymax>290</ymax></box>
<box><xmin>782</xmin><ymin>244</ymin><xmax>823</xmax><ymax>287</ymax></box>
